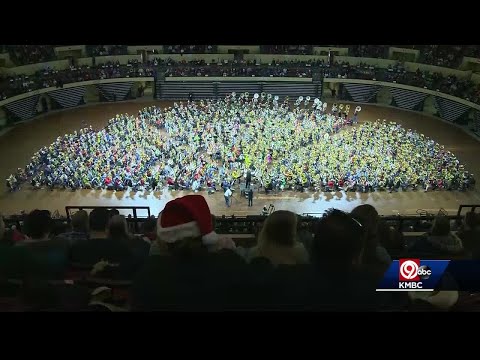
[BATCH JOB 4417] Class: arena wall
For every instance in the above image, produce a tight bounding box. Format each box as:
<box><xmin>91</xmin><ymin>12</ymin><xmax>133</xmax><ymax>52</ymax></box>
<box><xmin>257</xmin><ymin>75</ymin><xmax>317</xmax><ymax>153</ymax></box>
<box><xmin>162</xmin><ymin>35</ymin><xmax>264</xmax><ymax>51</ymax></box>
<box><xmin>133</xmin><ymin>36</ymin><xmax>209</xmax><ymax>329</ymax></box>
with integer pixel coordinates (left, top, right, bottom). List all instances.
<box><xmin>403</xmin><ymin>62</ymin><xmax>471</xmax><ymax>79</ymax></box>
<box><xmin>146</xmin><ymin>54</ymin><xmax>235</xmax><ymax>63</ymax></box>
<box><xmin>243</xmin><ymin>54</ymin><xmax>328</xmax><ymax>64</ymax></box>
<box><xmin>92</xmin><ymin>54</ymin><xmax>143</xmax><ymax>65</ymax></box>
<box><xmin>54</xmin><ymin>45</ymin><xmax>86</xmax><ymax>58</ymax></box>
<box><xmin>127</xmin><ymin>46</ymin><xmax>164</xmax><ymax>55</ymax></box>
<box><xmin>334</xmin><ymin>56</ymin><xmax>398</xmax><ymax>68</ymax></box>
<box><xmin>388</xmin><ymin>47</ymin><xmax>420</xmax><ymax>61</ymax></box>
<box><xmin>1</xmin><ymin>75</ymin><xmax>479</xmax><ymax>136</ymax></box>
<box><xmin>217</xmin><ymin>46</ymin><xmax>261</xmax><ymax>54</ymax></box>
<box><xmin>0</xmin><ymin>59</ymin><xmax>70</xmax><ymax>76</ymax></box>
<box><xmin>313</xmin><ymin>47</ymin><xmax>349</xmax><ymax>55</ymax></box>
<box><xmin>0</xmin><ymin>52</ymin><xmax>14</xmax><ymax>67</ymax></box>
<box><xmin>460</xmin><ymin>57</ymin><xmax>480</xmax><ymax>72</ymax></box>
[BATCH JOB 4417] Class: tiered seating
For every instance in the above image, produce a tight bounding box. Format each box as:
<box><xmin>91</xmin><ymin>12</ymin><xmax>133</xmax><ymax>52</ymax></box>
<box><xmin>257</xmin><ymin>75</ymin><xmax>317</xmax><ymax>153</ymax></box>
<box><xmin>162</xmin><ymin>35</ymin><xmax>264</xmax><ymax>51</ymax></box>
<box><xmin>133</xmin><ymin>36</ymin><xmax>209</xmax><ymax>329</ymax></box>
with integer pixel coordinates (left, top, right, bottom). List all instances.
<box><xmin>1</xmin><ymin>203</ymin><xmax>479</xmax><ymax>311</ymax></box>
<box><xmin>262</xmin><ymin>82</ymin><xmax>317</xmax><ymax>100</ymax></box>
<box><xmin>160</xmin><ymin>81</ymin><xmax>216</xmax><ymax>100</ymax></box>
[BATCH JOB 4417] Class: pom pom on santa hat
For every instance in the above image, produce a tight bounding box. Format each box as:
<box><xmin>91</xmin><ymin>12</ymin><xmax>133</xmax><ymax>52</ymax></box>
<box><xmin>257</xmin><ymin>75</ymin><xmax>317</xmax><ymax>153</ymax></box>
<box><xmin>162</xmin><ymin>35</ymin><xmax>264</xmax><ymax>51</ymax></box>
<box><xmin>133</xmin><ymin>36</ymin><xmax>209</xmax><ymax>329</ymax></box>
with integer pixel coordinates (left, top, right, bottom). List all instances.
<box><xmin>157</xmin><ymin>195</ymin><xmax>218</xmax><ymax>245</ymax></box>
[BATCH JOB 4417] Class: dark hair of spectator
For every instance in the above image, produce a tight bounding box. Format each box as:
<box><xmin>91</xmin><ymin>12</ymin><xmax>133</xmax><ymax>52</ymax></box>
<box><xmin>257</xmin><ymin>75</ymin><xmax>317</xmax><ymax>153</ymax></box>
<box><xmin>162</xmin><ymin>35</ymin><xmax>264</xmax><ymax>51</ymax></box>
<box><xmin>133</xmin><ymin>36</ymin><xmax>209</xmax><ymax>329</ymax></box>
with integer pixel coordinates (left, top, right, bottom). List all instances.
<box><xmin>431</xmin><ymin>215</ymin><xmax>450</xmax><ymax>236</ymax></box>
<box><xmin>71</xmin><ymin>210</ymin><xmax>89</xmax><ymax>233</ymax></box>
<box><xmin>311</xmin><ymin>208</ymin><xmax>365</xmax><ymax>266</ymax></box>
<box><xmin>141</xmin><ymin>216</ymin><xmax>157</xmax><ymax>234</ymax></box>
<box><xmin>465</xmin><ymin>211</ymin><xmax>480</xmax><ymax>229</ymax></box>
<box><xmin>351</xmin><ymin>204</ymin><xmax>379</xmax><ymax>264</ymax></box>
<box><xmin>107</xmin><ymin>215</ymin><xmax>131</xmax><ymax>241</ymax></box>
<box><xmin>211</xmin><ymin>214</ymin><xmax>217</xmax><ymax>230</ymax></box>
<box><xmin>89</xmin><ymin>208</ymin><xmax>110</xmax><ymax>232</ymax></box>
<box><xmin>108</xmin><ymin>208</ymin><xmax>120</xmax><ymax>219</ymax></box>
<box><xmin>25</xmin><ymin>209</ymin><xmax>52</xmax><ymax>239</ymax></box>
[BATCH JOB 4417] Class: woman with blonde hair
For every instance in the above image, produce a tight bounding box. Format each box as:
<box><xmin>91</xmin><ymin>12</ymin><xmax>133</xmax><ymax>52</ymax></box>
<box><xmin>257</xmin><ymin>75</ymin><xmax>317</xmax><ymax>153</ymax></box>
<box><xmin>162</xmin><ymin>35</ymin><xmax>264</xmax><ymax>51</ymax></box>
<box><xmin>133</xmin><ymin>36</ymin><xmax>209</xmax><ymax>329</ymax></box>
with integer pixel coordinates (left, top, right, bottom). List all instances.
<box><xmin>242</xmin><ymin>210</ymin><xmax>309</xmax><ymax>265</ymax></box>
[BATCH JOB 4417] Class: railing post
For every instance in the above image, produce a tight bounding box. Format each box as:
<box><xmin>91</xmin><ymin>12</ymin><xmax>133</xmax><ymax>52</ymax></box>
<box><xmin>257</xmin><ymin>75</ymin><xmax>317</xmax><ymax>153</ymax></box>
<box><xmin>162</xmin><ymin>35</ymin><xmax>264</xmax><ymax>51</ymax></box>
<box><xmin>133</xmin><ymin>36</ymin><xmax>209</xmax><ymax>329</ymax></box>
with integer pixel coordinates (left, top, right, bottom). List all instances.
<box><xmin>133</xmin><ymin>208</ymin><xmax>138</xmax><ymax>233</ymax></box>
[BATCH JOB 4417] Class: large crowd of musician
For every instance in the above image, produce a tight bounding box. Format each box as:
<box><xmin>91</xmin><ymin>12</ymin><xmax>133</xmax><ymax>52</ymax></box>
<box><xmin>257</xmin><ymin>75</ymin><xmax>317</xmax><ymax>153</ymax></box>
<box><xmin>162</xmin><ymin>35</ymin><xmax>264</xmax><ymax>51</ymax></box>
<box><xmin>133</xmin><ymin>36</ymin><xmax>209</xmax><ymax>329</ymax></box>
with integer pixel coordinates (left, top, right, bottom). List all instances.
<box><xmin>5</xmin><ymin>93</ymin><xmax>475</xmax><ymax>193</ymax></box>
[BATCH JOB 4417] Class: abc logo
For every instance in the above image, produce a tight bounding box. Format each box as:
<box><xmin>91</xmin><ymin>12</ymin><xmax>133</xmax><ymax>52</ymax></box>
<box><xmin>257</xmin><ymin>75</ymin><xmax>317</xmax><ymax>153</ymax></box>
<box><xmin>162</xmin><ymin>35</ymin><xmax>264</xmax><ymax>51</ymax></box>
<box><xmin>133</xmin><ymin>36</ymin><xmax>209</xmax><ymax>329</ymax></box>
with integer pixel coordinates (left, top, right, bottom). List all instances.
<box><xmin>399</xmin><ymin>259</ymin><xmax>432</xmax><ymax>281</ymax></box>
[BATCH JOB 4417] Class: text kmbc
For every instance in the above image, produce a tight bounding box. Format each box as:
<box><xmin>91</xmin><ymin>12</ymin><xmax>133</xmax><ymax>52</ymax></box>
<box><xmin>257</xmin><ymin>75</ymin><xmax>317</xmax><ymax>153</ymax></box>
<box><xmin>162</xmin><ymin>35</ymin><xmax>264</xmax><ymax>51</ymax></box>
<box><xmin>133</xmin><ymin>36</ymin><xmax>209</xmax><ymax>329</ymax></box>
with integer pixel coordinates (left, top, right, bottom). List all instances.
<box><xmin>398</xmin><ymin>259</ymin><xmax>432</xmax><ymax>289</ymax></box>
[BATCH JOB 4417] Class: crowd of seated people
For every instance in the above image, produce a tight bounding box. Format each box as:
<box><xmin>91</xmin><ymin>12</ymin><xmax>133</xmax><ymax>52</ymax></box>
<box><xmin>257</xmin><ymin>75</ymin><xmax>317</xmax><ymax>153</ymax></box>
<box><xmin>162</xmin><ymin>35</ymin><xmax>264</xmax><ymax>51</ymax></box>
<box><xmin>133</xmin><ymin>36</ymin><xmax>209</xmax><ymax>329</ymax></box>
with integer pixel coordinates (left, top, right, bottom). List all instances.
<box><xmin>163</xmin><ymin>45</ymin><xmax>216</xmax><ymax>54</ymax></box>
<box><xmin>325</xmin><ymin>60</ymin><xmax>480</xmax><ymax>104</ymax></box>
<box><xmin>463</xmin><ymin>45</ymin><xmax>480</xmax><ymax>60</ymax></box>
<box><xmin>7</xmin><ymin>45</ymin><xmax>57</xmax><ymax>65</ymax></box>
<box><xmin>164</xmin><ymin>64</ymin><xmax>312</xmax><ymax>78</ymax></box>
<box><xmin>87</xmin><ymin>45</ymin><xmax>128</xmax><ymax>57</ymax></box>
<box><xmin>0</xmin><ymin>61</ymin><xmax>155</xmax><ymax>99</ymax></box>
<box><xmin>261</xmin><ymin>45</ymin><xmax>313</xmax><ymax>55</ymax></box>
<box><xmin>8</xmin><ymin>98</ymin><xmax>474</xmax><ymax>194</ymax></box>
<box><xmin>349</xmin><ymin>45</ymin><xmax>389</xmax><ymax>59</ymax></box>
<box><xmin>2</xmin><ymin>197</ymin><xmax>480</xmax><ymax>311</ymax></box>
<box><xmin>418</xmin><ymin>45</ymin><xmax>465</xmax><ymax>69</ymax></box>
<box><xmin>2</xmin><ymin>54</ymin><xmax>480</xmax><ymax>104</ymax></box>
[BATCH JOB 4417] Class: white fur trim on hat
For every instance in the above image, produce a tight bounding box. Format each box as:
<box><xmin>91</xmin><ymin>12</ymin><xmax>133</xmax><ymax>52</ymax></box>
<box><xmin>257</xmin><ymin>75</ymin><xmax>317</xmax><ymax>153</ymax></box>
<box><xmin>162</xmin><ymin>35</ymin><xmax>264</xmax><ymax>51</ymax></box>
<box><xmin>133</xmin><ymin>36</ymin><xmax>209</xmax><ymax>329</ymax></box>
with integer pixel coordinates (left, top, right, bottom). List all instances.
<box><xmin>157</xmin><ymin>220</ymin><xmax>202</xmax><ymax>243</ymax></box>
<box><xmin>202</xmin><ymin>231</ymin><xmax>219</xmax><ymax>245</ymax></box>
<box><xmin>157</xmin><ymin>215</ymin><xmax>219</xmax><ymax>245</ymax></box>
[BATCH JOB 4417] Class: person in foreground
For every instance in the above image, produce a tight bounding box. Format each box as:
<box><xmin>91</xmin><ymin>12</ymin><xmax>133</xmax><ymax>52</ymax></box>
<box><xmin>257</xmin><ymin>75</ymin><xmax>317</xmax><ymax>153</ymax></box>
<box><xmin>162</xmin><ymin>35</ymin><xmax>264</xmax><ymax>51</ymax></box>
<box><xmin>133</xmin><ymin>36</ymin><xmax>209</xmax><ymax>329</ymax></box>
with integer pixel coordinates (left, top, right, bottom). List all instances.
<box><xmin>131</xmin><ymin>195</ymin><xmax>246</xmax><ymax>311</ymax></box>
<box><xmin>236</xmin><ymin>210</ymin><xmax>309</xmax><ymax>265</ymax></box>
<box><xmin>303</xmin><ymin>209</ymin><xmax>391</xmax><ymax>310</ymax></box>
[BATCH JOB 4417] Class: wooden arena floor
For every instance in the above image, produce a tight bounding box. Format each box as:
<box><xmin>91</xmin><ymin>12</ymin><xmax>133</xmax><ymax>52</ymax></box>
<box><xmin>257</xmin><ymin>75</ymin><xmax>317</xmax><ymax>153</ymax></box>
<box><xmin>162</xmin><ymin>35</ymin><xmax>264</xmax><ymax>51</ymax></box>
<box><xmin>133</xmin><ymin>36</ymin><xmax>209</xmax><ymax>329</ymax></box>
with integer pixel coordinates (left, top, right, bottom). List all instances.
<box><xmin>1</xmin><ymin>100</ymin><xmax>480</xmax><ymax>217</ymax></box>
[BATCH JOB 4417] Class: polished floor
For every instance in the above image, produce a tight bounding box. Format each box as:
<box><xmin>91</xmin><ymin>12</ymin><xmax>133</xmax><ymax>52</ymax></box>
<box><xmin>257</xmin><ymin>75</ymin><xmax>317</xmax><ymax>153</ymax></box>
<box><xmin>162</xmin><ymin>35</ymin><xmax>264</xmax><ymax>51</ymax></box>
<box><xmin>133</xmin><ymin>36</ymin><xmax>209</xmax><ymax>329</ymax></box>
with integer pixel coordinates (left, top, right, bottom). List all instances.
<box><xmin>1</xmin><ymin>100</ymin><xmax>480</xmax><ymax>217</ymax></box>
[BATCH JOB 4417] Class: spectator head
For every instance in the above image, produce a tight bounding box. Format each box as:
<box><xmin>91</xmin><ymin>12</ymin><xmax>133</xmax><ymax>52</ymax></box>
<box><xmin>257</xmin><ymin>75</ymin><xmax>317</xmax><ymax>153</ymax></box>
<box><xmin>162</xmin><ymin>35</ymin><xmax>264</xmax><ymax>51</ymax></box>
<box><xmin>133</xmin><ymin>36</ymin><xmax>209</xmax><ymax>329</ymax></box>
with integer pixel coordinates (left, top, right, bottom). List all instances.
<box><xmin>89</xmin><ymin>208</ymin><xmax>110</xmax><ymax>233</ymax></box>
<box><xmin>25</xmin><ymin>209</ymin><xmax>52</xmax><ymax>240</ymax></box>
<box><xmin>71</xmin><ymin>210</ymin><xmax>89</xmax><ymax>234</ymax></box>
<box><xmin>311</xmin><ymin>208</ymin><xmax>365</xmax><ymax>267</ymax></box>
<box><xmin>51</xmin><ymin>221</ymin><xmax>69</xmax><ymax>237</ymax></box>
<box><xmin>258</xmin><ymin>210</ymin><xmax>297</xmax><ymax>247</ymax></box>
<box><xmin>350</xmin><ymin>204</ymin><xmax>379</xmax><ymax>240</ymax></box>
<box><xmin>108</xmin><ymin>209</ymin><xmax>120</xmax><ymax>220</ymax></box>
<box><xmin>107</xmin><ymin>215</ymin><xmax>129</xmax><ymax>240</ymax></box>
<box><xmin>351</xmin><ymin>204</ymin><xmax>380</xmax><ymax>264</ymax></box>
<box><xmin>464</xmin><ymin>211</ymin><xmax>480</xmax><ymax>230</ymax></box>
<box><xmin>431</xmin><ymin>215</ymin><xmax>450</xmax><ymax>236</ymax></box>
<box><xmin>141</xmin><ymin>216</ymin><xmax>157</xmax><ymax>235</ymax></box>
<box><xmin>156</xmin><ymin>195</ymin><xmax>219</xmax><ymax>256</ymax></box>
<box><xmin>377</xmin><ymin>220</ymin><xmax>404</xmax><ymax>250</ymax></box>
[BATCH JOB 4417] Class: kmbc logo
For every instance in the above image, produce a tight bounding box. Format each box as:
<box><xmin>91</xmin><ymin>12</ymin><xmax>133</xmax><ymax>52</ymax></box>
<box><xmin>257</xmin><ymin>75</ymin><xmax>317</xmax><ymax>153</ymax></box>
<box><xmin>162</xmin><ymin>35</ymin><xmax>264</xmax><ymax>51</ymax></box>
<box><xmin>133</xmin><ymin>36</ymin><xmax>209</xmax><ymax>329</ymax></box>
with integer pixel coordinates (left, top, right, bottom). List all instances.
<box><xmin>398</xmin><ymin>259</ymin><xmax>432</xmax><ymax>288</ymax></box>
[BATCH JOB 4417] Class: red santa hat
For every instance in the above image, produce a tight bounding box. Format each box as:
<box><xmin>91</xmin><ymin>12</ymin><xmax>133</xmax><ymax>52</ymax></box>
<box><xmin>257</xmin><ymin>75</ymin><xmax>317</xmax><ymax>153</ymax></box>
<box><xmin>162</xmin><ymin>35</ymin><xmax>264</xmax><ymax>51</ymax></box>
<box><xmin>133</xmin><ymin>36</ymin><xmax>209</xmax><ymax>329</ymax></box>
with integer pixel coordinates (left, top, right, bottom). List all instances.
<box><xmin>157</xmin><ymin>195</ymin><xmax>218</xmax><ymax>245</ymax></box>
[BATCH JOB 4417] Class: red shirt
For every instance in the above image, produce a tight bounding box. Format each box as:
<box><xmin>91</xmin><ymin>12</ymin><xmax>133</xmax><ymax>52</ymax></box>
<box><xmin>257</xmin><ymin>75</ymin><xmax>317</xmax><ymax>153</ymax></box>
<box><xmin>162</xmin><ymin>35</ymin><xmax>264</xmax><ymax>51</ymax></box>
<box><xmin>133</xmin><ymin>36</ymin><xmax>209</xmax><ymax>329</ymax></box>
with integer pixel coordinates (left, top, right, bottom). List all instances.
<box><xmin>12</xmin><ymin>229</ymin><xmax>25</xmax><ymax>243</ymax></box>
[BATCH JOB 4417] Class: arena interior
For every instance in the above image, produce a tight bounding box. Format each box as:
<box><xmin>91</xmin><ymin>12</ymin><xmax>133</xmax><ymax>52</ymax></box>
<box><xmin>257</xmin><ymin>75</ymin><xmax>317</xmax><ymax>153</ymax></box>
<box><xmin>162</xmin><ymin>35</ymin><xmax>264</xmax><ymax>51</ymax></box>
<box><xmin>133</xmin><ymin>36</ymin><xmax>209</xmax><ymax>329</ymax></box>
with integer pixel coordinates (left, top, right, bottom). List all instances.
<box><xmin>1</xmin><ymin>44</ymin><xmax>480</xmax><ymax>311</ymax></box>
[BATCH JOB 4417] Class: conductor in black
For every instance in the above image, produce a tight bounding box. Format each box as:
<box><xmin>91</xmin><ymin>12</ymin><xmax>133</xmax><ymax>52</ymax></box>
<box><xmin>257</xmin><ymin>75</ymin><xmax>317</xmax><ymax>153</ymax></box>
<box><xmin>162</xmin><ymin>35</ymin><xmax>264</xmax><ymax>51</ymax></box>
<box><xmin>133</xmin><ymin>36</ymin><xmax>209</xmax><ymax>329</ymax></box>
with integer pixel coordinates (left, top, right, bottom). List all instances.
<box><xmin>246</xmin><ymin>169</ymin><xmax>252</xmax><ymax>188</ymax></box>
<box><xmin>248</xmin><ymin>187</ymin><xmax>254</xmax><ymax>207</ymax></box>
